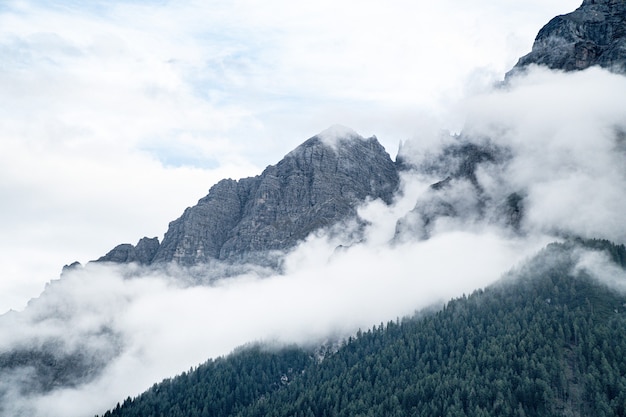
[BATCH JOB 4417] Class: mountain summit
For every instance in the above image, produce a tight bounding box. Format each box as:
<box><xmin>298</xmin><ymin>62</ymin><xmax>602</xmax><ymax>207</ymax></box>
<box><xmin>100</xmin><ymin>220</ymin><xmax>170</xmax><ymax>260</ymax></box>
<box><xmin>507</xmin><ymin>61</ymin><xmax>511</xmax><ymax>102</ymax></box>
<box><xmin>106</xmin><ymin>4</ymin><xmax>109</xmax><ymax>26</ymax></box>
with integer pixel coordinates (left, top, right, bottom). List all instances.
<box><xmin>97</xmin><ymin>129</ymin><xmax>399</xmax><ymax>266</ymax></box>
<box><xmin>509</xmin><ymin>0</ymin><xmax>626</xmax><ymax>75</ymax></box>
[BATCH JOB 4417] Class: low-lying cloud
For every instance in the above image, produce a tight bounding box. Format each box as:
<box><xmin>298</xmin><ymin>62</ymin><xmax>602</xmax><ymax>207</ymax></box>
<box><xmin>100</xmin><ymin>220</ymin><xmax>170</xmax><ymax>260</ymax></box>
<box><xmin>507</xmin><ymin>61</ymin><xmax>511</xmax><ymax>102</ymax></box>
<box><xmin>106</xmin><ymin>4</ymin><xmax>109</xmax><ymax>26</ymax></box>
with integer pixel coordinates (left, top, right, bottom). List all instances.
<box><xmin>466</xmin><ymin>67</ymin><xmax>626</xmax><ymax>242</ymax></box>
<box><xmin>1</xmin><ymin>210</ymin><xmax>547</xmax><ymax>417</ymax></box>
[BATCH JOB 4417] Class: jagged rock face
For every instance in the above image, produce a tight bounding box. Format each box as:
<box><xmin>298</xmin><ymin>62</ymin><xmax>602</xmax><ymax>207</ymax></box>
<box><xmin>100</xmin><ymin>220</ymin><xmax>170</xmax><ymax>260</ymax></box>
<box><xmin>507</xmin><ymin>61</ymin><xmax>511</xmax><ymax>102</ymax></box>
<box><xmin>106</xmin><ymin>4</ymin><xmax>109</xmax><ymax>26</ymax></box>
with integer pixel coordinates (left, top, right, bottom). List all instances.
<box><xmin>510</xmin><ymin>0</ymin><xmax>626</xmax><ymax>74</ymax></box>
<box><xmin>216</xmin><ymin>134</ymin><xmax>399</xmax><ymax>261</ymax></box>
<box><xmin>106</xmin><ymin>131</ymin><xmax>399</xmax><ymax>267</ymax></box>
<box><xmin>97</xmin><ymin>237</ymin><xmax>159</xmax><ymax>264</ymax></box>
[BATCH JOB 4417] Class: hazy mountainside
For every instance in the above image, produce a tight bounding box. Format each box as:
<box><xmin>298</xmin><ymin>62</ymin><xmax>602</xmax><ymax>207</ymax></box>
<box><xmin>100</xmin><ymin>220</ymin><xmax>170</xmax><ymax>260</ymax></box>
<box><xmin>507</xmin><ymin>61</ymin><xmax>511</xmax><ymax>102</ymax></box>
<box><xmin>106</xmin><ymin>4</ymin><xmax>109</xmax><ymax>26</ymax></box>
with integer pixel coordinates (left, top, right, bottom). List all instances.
<box><xmin>97</xmin><ymin>128</ymin><xmax>399</xmax><ymax>267</ymax></box>
<box><xmin>97</xmin><ymin>240</ymin><xmax>626</xmax><ymax>417</ymax></box>
<box><xmin>395</xmin><ymin>139</ymin><xmax>522</xmax><ymax>239</ymax></box>
<box><xmin>509</xmin><ymin>0</ymin><xmax>626</xmax><ymax>75</ymax></box>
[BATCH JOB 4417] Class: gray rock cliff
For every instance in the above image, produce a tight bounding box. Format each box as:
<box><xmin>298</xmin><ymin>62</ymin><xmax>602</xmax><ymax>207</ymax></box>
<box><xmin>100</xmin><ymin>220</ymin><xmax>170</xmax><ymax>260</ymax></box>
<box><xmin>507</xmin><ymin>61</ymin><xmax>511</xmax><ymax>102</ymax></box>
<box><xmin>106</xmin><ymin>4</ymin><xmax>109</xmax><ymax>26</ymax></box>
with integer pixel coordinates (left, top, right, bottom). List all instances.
<box><xmin>509</xmin><ymin>0</ymin><xmax>626</xmax><ymax>75</ymax></box>
<box><xmin>97</xmin><ymin>127</ymin><xmax>399</xmax><ymax>266</ymax></box>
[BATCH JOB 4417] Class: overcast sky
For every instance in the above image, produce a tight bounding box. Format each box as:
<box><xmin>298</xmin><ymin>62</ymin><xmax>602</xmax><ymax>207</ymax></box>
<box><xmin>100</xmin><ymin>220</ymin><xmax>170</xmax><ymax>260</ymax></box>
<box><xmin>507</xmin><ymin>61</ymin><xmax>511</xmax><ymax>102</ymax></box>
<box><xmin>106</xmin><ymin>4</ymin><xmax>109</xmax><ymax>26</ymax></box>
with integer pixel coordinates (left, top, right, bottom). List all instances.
<box><xmin>0</xmin><ymin>0</ymin><xmax>583</xmax><ymax>313</ymax></box>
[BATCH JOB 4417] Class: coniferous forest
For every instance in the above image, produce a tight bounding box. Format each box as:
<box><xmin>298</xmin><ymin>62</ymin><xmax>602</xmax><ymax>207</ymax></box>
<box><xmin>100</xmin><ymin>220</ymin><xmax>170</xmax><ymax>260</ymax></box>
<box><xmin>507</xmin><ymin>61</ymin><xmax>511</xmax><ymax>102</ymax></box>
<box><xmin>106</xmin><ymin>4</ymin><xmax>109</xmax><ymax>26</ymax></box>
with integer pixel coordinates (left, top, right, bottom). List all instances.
<box><xmin>96</xmin><ymin>240</ymin><xmax>626</xmax><ymax>417</ymax></box>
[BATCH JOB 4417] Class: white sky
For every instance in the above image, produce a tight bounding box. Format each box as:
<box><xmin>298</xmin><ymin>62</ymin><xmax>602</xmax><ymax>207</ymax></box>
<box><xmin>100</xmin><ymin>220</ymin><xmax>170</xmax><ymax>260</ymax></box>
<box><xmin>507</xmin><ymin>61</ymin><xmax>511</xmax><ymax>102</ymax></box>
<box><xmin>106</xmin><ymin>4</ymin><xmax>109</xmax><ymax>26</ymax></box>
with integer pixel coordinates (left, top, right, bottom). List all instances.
<box><xmin>0</xmin><ymin>0</ymin><xmax>582</xmax><ymax>313</ymax></box>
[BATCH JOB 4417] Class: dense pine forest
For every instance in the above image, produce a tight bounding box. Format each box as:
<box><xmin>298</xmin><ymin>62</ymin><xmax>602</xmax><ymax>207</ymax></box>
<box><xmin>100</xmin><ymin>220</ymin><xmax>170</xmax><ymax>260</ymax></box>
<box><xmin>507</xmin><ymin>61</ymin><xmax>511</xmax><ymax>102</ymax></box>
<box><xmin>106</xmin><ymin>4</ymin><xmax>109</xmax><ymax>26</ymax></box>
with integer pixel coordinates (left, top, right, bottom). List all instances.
<box><xmin>97</xmin><ymin>240</ymin><xmax>626</xmax><ymax>417</ymax></box>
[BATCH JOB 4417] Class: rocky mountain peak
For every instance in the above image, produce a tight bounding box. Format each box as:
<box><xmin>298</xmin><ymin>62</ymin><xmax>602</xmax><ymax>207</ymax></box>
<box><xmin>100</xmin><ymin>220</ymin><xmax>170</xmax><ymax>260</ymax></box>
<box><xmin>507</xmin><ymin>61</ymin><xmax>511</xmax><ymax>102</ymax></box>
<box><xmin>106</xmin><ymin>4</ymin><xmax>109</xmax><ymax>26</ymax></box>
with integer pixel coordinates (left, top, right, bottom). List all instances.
<box><xmin>313</xmin><ymin>124</ymin><xmax>362</xmax><ymax>148</ymax></box>
<box><xmin>96</xmin><ymin>128</ymin><xmax>399</xmax><ymax>267</ymax></box>
<box><xmin>508</xmin><ymin>0</ymin><xmax>626</xmax><ymax>75</ymax></box>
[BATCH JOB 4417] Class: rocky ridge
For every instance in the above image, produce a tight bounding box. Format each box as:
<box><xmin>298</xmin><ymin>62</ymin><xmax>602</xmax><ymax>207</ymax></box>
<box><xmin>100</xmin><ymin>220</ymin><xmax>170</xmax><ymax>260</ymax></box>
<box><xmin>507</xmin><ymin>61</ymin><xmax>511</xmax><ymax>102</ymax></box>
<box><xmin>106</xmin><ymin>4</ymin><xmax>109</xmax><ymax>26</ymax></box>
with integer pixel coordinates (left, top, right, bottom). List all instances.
<box><xmin>509</xmin><ymin>0</ymin><xmax>626</xmax><ymax>75</ymax></box>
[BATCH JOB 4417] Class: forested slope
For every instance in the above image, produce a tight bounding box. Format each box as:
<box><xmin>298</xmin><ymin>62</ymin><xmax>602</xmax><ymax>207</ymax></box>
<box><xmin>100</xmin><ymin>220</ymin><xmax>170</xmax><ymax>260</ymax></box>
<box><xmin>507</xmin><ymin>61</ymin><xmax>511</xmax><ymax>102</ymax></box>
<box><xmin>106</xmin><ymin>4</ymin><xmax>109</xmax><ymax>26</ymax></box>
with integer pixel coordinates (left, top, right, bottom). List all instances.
<box><xmin>97</xmin><ymin>240</ymin><xmax>626</xmax><ymax>417</ymax></box>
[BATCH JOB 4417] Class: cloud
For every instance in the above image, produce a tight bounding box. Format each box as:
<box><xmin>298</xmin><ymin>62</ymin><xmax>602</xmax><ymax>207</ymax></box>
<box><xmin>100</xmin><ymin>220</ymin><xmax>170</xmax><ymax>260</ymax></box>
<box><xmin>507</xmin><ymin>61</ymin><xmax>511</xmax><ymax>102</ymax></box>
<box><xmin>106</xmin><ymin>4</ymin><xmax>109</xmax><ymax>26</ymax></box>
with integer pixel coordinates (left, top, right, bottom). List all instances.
<box><xmin>1</xmin><ymin>187</ymin><xmax>549</xmax><ymax>416</ymax></box>
<box><xmin>576</xmin><ymin>249</ymin><xmax>626</xmax><ymax>294</ymax></box>
<box><xmin>461</xmin><ymin>66</ymin><xmax>626</xmax><ymax>242</ymax></box>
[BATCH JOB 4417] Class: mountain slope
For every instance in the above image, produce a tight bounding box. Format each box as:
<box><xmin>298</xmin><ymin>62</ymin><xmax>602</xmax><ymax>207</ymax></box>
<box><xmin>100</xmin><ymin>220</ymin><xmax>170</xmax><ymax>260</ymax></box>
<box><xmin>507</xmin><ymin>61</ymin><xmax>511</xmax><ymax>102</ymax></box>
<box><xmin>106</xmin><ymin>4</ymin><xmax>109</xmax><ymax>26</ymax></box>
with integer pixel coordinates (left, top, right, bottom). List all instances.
<box><xmin>96</xmin><ymin>240</ymin><xmax>626</xmax><ymax>417</ymax></box>
<box><xmin>101</xmin><ymin>345</ymin><xmax>313</xmax><ymax>417</ymax></box>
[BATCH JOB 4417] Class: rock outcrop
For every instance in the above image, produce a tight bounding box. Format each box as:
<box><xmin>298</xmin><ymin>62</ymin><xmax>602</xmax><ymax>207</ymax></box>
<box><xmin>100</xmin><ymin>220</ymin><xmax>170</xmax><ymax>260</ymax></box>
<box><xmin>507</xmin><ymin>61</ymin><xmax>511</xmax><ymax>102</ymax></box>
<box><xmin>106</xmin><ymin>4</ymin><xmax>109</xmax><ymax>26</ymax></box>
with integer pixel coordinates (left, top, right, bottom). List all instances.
<box><xmin>509</xmin><ymin>0</ymin><xmax>626</xmax><ymax>75</ymax></box>
<box><xmin>96</xmin><ymin>237</ymin><xmax>160</xmax><ymax>264</ymax></box>
<box><xmin>97</xmin><ymin>127</ymin><xmax>399</xmax><ymax>266</ymax></box>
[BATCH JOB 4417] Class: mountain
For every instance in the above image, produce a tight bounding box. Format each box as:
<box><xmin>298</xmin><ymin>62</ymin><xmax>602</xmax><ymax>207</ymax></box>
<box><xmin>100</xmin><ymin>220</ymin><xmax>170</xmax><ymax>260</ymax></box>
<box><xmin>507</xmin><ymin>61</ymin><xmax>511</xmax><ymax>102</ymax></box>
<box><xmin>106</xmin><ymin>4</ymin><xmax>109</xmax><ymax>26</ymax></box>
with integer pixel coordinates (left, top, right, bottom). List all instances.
<box><xmin>2</xmin><ymin>1</ymin><xmax>626</xmax><ymax>416</ymax></box>
<box><xmin>96</xmin><ymin>126</ymin><xmax>399</xmax><ymax>267</ymax></box>
<box><xmin>96</xmin><ymin>240</ymin><xmax>626</xmax><ymax>417</ymax></box>
<box><xmin>509</xmin><ymin>0</ymin><xmax>626</xmax><ymax>75</ymax></box>
<box><xmin>91</xmin><ymin>1</ymin><xmax>626</xmax><ymax>415</ymax></box>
